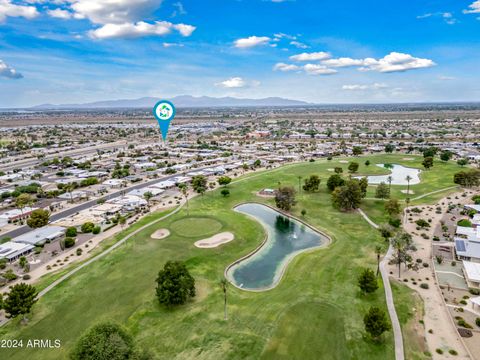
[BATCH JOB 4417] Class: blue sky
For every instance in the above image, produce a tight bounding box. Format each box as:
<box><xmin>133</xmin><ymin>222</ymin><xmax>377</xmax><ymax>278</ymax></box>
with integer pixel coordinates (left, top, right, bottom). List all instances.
<box><xmin>0</xmin><ymin>0</ymin><xmax>479</xmax><ymax>107</ymax></box>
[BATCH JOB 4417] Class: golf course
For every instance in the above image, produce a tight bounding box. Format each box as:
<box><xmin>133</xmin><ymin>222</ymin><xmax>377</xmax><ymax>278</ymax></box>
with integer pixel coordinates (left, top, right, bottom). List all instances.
<box><xmin>0</xmin><ymin>154</ymin><xmax>463</xmax><ymax>359</ymax></box>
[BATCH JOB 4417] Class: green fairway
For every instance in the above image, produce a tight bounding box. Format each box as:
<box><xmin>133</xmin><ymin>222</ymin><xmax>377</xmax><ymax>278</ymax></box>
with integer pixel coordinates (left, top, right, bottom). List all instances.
<box><xmin>0</xmin><ymin>154</ymin><xmax>459</xmax><ymax>359</ymax></box>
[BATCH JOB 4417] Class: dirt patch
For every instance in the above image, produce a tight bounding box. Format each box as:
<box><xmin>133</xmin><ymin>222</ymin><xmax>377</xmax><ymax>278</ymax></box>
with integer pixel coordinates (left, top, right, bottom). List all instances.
<box><xmin>151</xmin><ymin>228</ymin><xmax>170</xmax><ymax>239</ymax></box>
<box><xmin>194</xmin><ymin>232</ymin><xmax>234</xmax><ymax>248</ymax></box>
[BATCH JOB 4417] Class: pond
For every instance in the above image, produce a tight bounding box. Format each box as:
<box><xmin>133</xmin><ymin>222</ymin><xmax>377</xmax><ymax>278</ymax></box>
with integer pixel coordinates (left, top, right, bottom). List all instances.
<box><xmin>226</xmin><ymin>203</ymin><xmax>329</xmax><ymax>291</ymax></box>
<box><xmin>360</xmin><ymin>164</ymin><xmax>421</xmax><ymax>185</ymax></box>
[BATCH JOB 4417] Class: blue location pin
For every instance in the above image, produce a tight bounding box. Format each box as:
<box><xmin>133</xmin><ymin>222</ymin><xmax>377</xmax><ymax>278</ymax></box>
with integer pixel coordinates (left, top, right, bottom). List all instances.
<box><xmin>153</xmin><ymin>100</ymin><xmax>176</xmax><ymax>141</ymax></box>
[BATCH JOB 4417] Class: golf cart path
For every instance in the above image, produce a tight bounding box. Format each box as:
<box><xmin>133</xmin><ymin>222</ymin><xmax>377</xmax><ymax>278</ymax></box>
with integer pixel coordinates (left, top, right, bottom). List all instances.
<box><xmin>357</xmin><ymin>208</ymin><xmax>405</xmax><ymax>360</ymax></box>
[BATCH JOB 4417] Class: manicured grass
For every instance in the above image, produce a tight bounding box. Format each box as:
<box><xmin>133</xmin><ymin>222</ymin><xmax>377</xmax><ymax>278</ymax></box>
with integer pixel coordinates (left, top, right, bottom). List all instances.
<box><xmin>1</xmin><ymin>154</ymin><xmax>452</xmax><ymax>359</ymax></box>
<box><xmin>170</xmin><ymin>216</ymin><xmax>223</xmax><ymax>237</ymax></box>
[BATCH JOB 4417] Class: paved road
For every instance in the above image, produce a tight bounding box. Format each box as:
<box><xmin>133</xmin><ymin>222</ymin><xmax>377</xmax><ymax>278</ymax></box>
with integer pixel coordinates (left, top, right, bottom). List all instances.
<box><xmin>0</xmin><ymin>202</ymin><xmax>185</xmax><ymax>327</ymax></box>
<box><xmin>1</xmin><ymin>171</ymin><xmax>196</xmax><ymax>239</ymax></box>
<box><xmin>357</xmin><ymin>208</ymin><xmax>405</xmax><ymax>360</ymax></box>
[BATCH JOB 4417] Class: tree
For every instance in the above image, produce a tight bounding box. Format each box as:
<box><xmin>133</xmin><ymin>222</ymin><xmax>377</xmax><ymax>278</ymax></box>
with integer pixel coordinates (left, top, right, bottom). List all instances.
<box><xmin>220</xmin><ymin>279</ymin><xmax>228</xmax><ymax>321</ymax></box>
<box><xmin>375</xmin><ymin>182</ymin><xmax>390</xmax><ymax>199</ymax></box>
<box><xmin>440</xmin><ymin>150</ymin><xmax>452</xmax><ymax>162</ymax></box>
<box><xmin>384</xmin><ymin>144</ymin><xmax>395</xmax><ymax>153</ymax></box>
<box><xmin>66</xmin><ymin>226</ymin><xmax>77</xmax><ymax>237</ymax></box>
<box><xmin>326</xmin><ymin>174</ymin><xmax>346</xmax><ymax>191</ymax></box>
<box><xmin>457</xmin><ymin>158</ymin><xmax>468</xmax><ymax>167</ymax></box>
<box><xmin>405</xmin><ymin>175</ymin><xmax>412</xmax><ymax>205</ymax></box>
<box><xmin>454</xmin><ymin>169</ymin><xmax>480</xmax><ymax>188</ymax></box>
<box><xmin>15</xmin><ymin>193</ymin><xmax>32</xmax><ymax>220</ymax></box>
<box><xmin>331</xmin><ymin>179</ymin><xmax>363</xmax><ymax>211</ymax></box>
<box><xmin>63</xmin><ymin>183</ymin><xmax>76</xmax><ymax>203</ymax></box>
<box><xmin>303</xmin><ymin>175</ymin><xmax>321</xmax><ymax>192</ymax></box>
<box><xmin>348</xmin><ymin>161</ymin><xmax>359</xmax><ymax>173</ymax></box>
<box><xmin>375</xmin><ymin>245</ymin><xmax>383</xmax><ymax>276</ymax></box>
<box><xmin>143</xmin><ymin>191</ymin><xmax>153</xmax><ymax>208</ymax></box>
<box><xmin>387</xmin><ymin>175</ymin><xmax>393</xmax><ymax>193</ymax></box>
<box><xmin>70</xmin><ymin>322</ymin><xmax>137</xmax><ymax>360</ymax></box>
<box><xmin>26</xmin><ymin>209</ymin><xmax>50</xmax><ymax>228</ymax></box>
<box><xmin>378</xmin><ymin>224</ymin><xmax>394</xmax><ymax>242</ymax></box>
<box><xmin>178</xmin><ymin>183</ymin><xmax>189</xmax><ymax>214</ymax></box>
<box><xmin>220</xmin><ymin>188</ymin><xmax>230</xmax><ymax>197</ymax></box>
<box><xmin>359</xmin><ymin>177</ymin><xmax>368</xmax><ymax>198</ymax></box>
<box><xmin>301</xmin><ymin>209</ymin><xmax>307</xmax><ymax>217</ymax></box>
<box><xmin>334</xmin><ymin>167</ymin><xmax>343</xmax><ymax>174</ymax></box>
<box><xmin>19</xmin><ymin>256</ymin><xmax>29</xmax><ymax>272</ymax></box>
<box><xmin>365</xmin><ymin>160</ymin><xmax>371</xmax><ymax>166</ymax></box>
<box><xmin>391</xmin><ymin>231</ymin><xmax>414</xmax><ymax>278</ymax></box>
<box><xmin>358</xmin><ymin>268</ymin><xmax>378</xmax><ymax>294</ymax></box>
<box><xmin>352</xmin><ymin>146</ymin><xmax>363</xmax><ymax>156</ymax></box>
<box><xmin>118</xmin><ymin>216</ymin><xmax>126</xmax><ymax>229</ymax></box>
<box><xmin>81</xmin><ymin>222</ymin><xmax>95</xmax><ymax>233</ymax></box>
<box><xmin>156</xmin><ymin>261</ymin><xmax>195</xmax><ymax>306</ymax></box>
<box><xmin>422</xmin><ymin>146</ymin><xmax>437</xmax><ymax>158</ymax></box>
<box><xmin>217</xmin><ymin>176</ymin><xmax>232</xmax><ymax>187</ymax></box>
<box><xmin>384</xmin><ymin>199</ymin><xmax>401</xmax><ymax>217</ymax></box>
<box><xmin>2</xmin><ymin>283</ymin><xmax>38</xmax><ymax>320</ymax></box>
<box><xmin>192</xmin><ymin>175</ymin><xmax>207</xmax><ymax>195</ymax></box>
<box><xmin>364</xmin><ymin>306</ymin><xmax>390</xmax><ymax>341</ymax></box>
<box><xmin>422</xmin><ymin>156</ymin><xmax>434</xmax><ymax>170</ymax></box>
<box><xmin>64</xmin><ymin>237</ymin><xmax>75</xmax><ymax>248</ymax></box>
<box><xmin>274</xmin><ymin>186</ymin><xmax>296</xmax><ymax>211</ymax></box>
<box><xmin>253</xmin><ymin>159</ymin><xmax>261</xmax><ymax>168</ymax></box>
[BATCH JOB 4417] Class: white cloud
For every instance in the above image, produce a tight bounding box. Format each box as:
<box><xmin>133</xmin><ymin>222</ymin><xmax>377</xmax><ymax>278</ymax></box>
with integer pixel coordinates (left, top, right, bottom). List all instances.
<box><xmin>47</xmin><ymin>8</ymin><xmax>73</xmax><ymax>19</ymax></box>
<box><xmin>358</xmin><ymin>52</ymin><xmax>435</xmax><ymax>73</ymax></box>
<box><xmin>289</xmin><ymin>51</ymin><xmax>331</xmax><ymax>61</ymax></box>
<box><xmin>215</xmin><ymin>77</ymin><xmax>260</xmax><ymax>88</ymax></box>
<box><xmin>303</xmin><ymin>64</ymin><xmax>337</xmax><ymax>75</ymax></box>
<box><xmin>342</xmin><ymin>83</ymin><xmax>387</xmax><ymax>90</ymax></box>
<box><xmin>464</xmin><ymin>1</ymin><xmax>480</xmax><ymax>14</ymax></box>
<box><xmin>273</xmin><ymin>62</ymin><xmax>300</xmax><ymax>72</ymax></box>
<box><xmin>0</xmin><ymin>0</ymin><xmax>38</xmax><ymax>22</ymax></box>
<box><xmin>88</xmin><ymin>21</ymin><xmax>195</xmax><ymax>39</ymax></box>
<box><xmin>290</xmin><ymin>41</ymin><xmax>308</xmax><ymax>49</ymax></box>
<box><xmin>417</xmin><ymin>11</ymin><xmax>457</xmax><ymax>25</ymax></box>
<box><xmin>163</xmin><ymin>42</ymin><xmax>184</xmax><ymax>48</ymax></box>
<box><xmin>171</xmin><ymin>1</ymin><xmax>186</xmax><ymax>17</ymax></box>
<box><xmin>322</xmin><ymin>57</ymin><xmax>367</xmax><ymax>67</ymax></box>
<box><xmin>438</xmin><ymin>75</ymin><xmax>456</xmax><ymax>80</ymax></box>
<box><xmin>0</xmin><ymin>59</ymin><xmax>23</xmax><ymax>79</ymax></box>
<box><xmin>234</xmin><ymin>36</ymin><xmax>271</xmax><ymax>48</ymax></box>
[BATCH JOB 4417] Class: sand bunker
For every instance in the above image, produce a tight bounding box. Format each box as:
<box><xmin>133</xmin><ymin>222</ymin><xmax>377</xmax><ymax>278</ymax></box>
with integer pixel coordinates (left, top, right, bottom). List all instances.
<box><xmin>194</xmin><ymin>232</ymin><xmax>234</xmax><ymax>248</ymax></box>
<box><xmin>327</xmin><ymin>168</ymin><xmax>334</xmax><ymax>172</ymax></box>
<box><xmin>402</xmin><ymin>157</ymin><xmax>415</xmax><ymax>160</ymax></box>
<box><xmin>401</xmin><ymin>189</ymin><xmax>415</xmax><ymax>194</ymax></box>
<box><xmin>151</xmin><ymin>228</ymin><xmax>170</xmax><ymax>239</ymax></box>
<box><xmin>339</xmin><ymin>160</ymin><xmax>348</xmax><ymax>163</ymax></box>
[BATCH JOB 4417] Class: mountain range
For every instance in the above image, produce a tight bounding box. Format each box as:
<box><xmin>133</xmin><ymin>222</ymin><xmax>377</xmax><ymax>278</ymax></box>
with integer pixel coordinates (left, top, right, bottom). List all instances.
<box><xmin>31</xmin><ymin>95</ymin><xmax>310</xmax><ymax>110</ymax></box>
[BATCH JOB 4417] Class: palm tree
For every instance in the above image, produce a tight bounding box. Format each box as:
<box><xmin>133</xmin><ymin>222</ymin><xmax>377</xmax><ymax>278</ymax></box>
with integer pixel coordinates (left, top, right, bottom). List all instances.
<box><xmin>387</xmin><ymin>175</ymin><xmax>393</xmax><ymax>193</ymax></box>
<box><xmin>178</xmin><ymin>184</ymin><xmax>189</xmax><ymax>215</ymax></box>
<box><xmin>297</xmin><ymin>176</ymin><xmax>302</xmax><ymax>193</ymax></box>
<box><xmin>220</xmin><ymin>279</ymin><xmax>228</xmax><ymax>321</ymax></box>
<box><xmin>118</xmin><ymin>216</ymin><xmax>126</xmax><ymax>230</ymax></box>
<box><xmin>375</xmin><ymin>245</ymin><xmax>382</xmax><ymax>276</ymax></box>
<box><xmin>143</xmin><ymin>191</ymin><xmax>153</xmax><ymax>211</ymax></box>
<box><xmin>405</xmin><ymin>175</ymin><xmax>412</xmax><ymax>205</ymax></box>
<box><xmin>64</xmin><ymin>183</ymin><xmax>75</xmax><ymax>203</ymax></box>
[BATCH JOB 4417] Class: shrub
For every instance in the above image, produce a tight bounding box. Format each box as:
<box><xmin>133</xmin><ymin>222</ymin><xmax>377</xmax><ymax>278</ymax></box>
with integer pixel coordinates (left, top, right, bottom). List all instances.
<box><xmin>436</xmin><ymin>349</ymin><xmax>443</xmax><ymax>354</ymax></box>
<box><xmin>92</xmin><ymin>226</ymin><xmax>101</xmax><ymax>235</ymax></box>
<box><xmin>388</xmin><ymin>218</ymin><xmax>401</xmax><ymax>228</ymax></box>
<box><xmin>469</xmin><ymin>288</ymin><xmax>480</xmax><ymax>295</ymax></box>
<box><xmin>22</xmin><ymin>274</ymin><xmax>31</xmax><ymax>280</ymax></box>
<box><xmin>81</xmin><ymin>222</ymin><xmax>95</xmax><ymax>233</ymax></box>
<box><xmin>64</xmin><ymin>237</ymin><xmax>75</xmax><ymax>248</ymax></box>
<box><xmin>449</xmin><ymin>349</ymin><xmax>458</xmax><ymax>356</ymax></box>
<box><xmin>66</xmin><ymin>227</ymin><xmax>77</xmax><ymax>237</ymax></box>
<box><xmin>420</xmin><ymin>283</ymin><xmax>429</xmax><ymax>289</ymax></box>
<box><xmin>476</xmin><ymin>318</ymin><xmax>480</xmax><ymax>327</ymax></box>
<box><xmin>76</xmin><ymin>248</ymin><xmax>83</xmax><ymax>256</ymax></box>
<box><xmin>457</xmin><ymin>219</ymin><xmax>472</xmax><ymax>227</ymax></box>
<box><xmin>457</xmin><ymin>319</ymin><xmax>473</xmax><ymax>328</ymax></box>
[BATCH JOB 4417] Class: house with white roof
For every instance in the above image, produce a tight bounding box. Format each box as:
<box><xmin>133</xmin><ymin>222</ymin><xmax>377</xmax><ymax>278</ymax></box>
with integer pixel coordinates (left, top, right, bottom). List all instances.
<box><xmin>463</xmin><ymin>261</ymin><xmax>480</xmax><ymax>289</ymax></box>
<box><xmin>12</xmin><ymin>226</ymin><xmax>66</xmax><ymax>246</ymax></box>
<box><xmin>0</xmin><ymin>241</ymin><xmax>34</xmax><ymax>262</ymax></box>
<box><xmin>455</xmin><ymin>226</ymin><xmax>480</xmax><ymax>262</ymax></box>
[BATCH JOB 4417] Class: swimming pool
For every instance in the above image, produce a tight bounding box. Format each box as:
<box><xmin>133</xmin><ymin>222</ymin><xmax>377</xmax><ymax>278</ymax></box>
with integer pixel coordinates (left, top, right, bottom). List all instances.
<box><xmin>225</xmin><ymin>203</ymin><xmax>329</xmax><ymax>291</ymax></box>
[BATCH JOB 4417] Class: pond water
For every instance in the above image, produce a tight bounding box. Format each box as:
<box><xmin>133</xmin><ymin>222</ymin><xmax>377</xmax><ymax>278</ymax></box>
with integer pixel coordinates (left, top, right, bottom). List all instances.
<box><xmin>226</xmin><ymin>203</ymin><xmax>329</xmax><ymax>291</ymax></box>
<box><xmin>361</xmin><ymin>164</ymin><xmax>421</xmax><ymax>185</ymax></box>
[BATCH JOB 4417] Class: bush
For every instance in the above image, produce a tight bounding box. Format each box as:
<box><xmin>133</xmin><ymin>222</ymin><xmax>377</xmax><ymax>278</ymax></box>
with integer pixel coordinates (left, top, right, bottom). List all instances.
<box><xmin>476</xmin><ymin>318</ymin><xmax>480</xmax><ymax>327</ymax></box>
<box><xmin>420</xmin><ymin>283</ymin><xmax>429</xmax><ymax>289</ymax></box>
<box><xmin>22</xmin><ymin>274</ymin><xmax>31</xmax><ymax>280</ymax></box>
<box><xmin>76</xmin><ymin>248</ymin><xmax>83</xmax><ymax>256</ymax></box>
<box><xmin>81</xmin><ymin>222</ymin><xmax>95</xmax><ymax>233</ymax></box>
<box><xmin>436</xmin><ymin>349</ymin><xmax>443</xmax><ymax>354</ymax></box>
<box><xmin>449</xmin><ymin>349</ymin><xmax>458</xmax><ymax>356</ymax></box>
<box><xmin>64</xmin><ymin>237</ymin><xmax>75</xmax><ymax>248</ymax></box>
<box><xmin>469</xmin><ymin>288</ymin><xmax>480</xmax><ymax>295</ymax></box>
<box><xmin>388</xmin><ymin>218</ymin><xmax>401</xmax><ymax>228</ymax></box>
<box><xmin>92</xmin><ymin>226</ymin><xmax>101</xmax><ymax>235</ymax></box>
<box><xmin>457</xmin><ymin>219</ymin><xmax>472</xmax><ymax>227</ymax></box>
<box><xmin>457</xmin><ymin>319</ymin><xmax>473</xmax><ymax>328</ymax></box>
<box><xmin>66</xmin><ymin>227</ymin><xmax>77</xmax><ymax>237</ymax></box>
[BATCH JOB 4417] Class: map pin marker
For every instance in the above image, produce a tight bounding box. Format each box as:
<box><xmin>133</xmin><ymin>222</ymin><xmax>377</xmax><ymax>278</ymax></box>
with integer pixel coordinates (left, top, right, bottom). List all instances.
<box><xmin>153</xmin><ymin>100</ymin><xmax>176</xmax><ymax>141</ymax></box>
